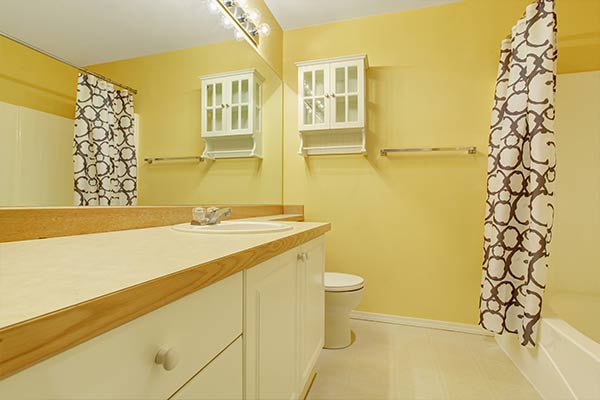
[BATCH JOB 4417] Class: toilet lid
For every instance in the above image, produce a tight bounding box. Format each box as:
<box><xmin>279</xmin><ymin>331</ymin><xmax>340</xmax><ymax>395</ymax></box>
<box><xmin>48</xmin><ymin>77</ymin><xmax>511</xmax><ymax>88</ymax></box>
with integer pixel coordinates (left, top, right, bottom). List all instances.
<box><xmin>324</xmin><ymin>272</ymin><xmax>364</xmax><ymax>292</ymax></box>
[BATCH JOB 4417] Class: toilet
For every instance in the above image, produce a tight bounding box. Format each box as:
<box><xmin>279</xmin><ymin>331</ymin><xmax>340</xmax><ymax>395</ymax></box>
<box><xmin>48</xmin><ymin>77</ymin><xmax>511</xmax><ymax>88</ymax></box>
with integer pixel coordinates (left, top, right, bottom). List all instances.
<box><xmin>324</xmin><ymin>272</ymin><xmax>365</xmax><ymax>349</ymax></box>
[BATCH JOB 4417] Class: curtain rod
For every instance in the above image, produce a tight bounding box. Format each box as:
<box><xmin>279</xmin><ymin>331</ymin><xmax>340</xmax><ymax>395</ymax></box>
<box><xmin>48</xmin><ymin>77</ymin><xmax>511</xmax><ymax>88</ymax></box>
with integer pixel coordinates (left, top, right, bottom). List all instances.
<box><xmin>1</xmin><ymin>31</ymin><xmax>138</xmax><ymax>95</ymax></box>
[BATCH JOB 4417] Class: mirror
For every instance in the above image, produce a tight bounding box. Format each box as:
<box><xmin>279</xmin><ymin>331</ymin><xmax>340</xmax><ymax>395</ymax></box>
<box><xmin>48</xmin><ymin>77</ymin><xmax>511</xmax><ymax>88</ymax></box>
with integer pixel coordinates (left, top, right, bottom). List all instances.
<box><xmin>0</xmin><ymin>0</ymin><xmax>282</xmax><ymax>207</ymax></box>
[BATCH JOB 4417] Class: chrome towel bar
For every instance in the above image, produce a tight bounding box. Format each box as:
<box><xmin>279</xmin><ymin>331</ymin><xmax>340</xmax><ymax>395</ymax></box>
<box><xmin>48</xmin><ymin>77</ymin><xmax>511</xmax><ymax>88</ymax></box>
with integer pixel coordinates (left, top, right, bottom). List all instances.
<box><xmin>144</xmin><ymin>156</ymin><xmax>204</xmax><ymax>164</ymax></box>
<box><xmin>380</xmin><ymin>146</ymin><xmax>477</xmax><ymax>156</ymax></box>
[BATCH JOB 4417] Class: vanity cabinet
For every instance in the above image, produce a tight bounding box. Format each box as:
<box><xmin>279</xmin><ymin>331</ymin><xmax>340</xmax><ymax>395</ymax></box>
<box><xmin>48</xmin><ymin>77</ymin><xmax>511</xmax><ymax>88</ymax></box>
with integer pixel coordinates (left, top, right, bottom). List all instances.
<box><xmin>0</xmin><ymin>272</ymin><xmax>244</xmax><ymax>399</ymax></box>
<box><xmin>0</xmin><ymin>237</ymin><xmax>327</xmax><ymax>400</ymax></box>
<box><xmin>200</xmin><ymin>69</ymin><xmax>264</xmax><ymax>159</ymax></box>
<box><xmin>298</xmin><ymin>237</ymin><xmax>326</xmax><ymax>388</ymax></box>
<box><xmin>170</xmin><ymin>337</ymin><xmax>242</xmax><ymax>400</ymax></box>
<box><xmin>245</xmin><ymin>237</ymin><xmax>325</xmax><ymax>400</ymax></box>
<box><xmin>296</xmin><ymin>55</ymin><xmax>367</xmax><ymax>156</ymax></box>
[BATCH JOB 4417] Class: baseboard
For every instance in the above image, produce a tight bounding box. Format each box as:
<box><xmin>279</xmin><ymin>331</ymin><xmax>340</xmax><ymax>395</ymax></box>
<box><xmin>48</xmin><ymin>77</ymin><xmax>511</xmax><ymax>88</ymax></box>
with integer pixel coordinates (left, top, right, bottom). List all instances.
<box><xmin>350</xmin><ymin>310</ymin><xmax>493</xmax><ymax>336</ymax></box>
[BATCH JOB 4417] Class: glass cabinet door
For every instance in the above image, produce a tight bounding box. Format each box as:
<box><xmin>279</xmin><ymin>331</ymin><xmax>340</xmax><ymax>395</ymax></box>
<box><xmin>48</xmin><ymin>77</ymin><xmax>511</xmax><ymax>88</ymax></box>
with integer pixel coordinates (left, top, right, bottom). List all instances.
<box><xmin>299</xmin><ymin>65</ymin><xmax>329</xmax><ymax>130</ymax></box>
<box><xmin>229</xmin><ymin>77</ymin><xmax>252</xmax><ymax>134</ymax></box>
<box><xmin>330</xmin><ymin>60</ymin><xmax>364</xmax><ymax>129</ymax></box>
<box><xmin>203</xmin><ymin>81</ymin><xmax>226</xmax><ymax>135</ymax></box>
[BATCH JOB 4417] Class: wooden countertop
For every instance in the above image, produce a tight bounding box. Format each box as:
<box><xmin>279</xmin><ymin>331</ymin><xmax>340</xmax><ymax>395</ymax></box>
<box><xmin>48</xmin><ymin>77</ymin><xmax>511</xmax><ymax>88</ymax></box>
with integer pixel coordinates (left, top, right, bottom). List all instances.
<box><xmin>0</xmin><ymin>217</ymin><xmax>330</xmax><ymax>379</ymax></box>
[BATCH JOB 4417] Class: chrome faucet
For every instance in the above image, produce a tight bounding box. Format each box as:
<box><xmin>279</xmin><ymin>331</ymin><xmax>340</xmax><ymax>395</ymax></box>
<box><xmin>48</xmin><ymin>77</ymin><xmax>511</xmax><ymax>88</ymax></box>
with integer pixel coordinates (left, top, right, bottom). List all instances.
<box><xmin>191</xmin><ymin>207</ymin><xmax>232</xmax><ymax>225</ymax></box>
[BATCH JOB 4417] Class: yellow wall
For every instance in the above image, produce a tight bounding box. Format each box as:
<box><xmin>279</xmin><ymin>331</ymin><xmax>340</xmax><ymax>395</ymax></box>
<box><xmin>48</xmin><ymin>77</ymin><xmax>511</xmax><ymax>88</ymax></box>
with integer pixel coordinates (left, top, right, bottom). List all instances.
<box><xmin>282</xmin><ymin>0</ymin><xmax>600</xmax><ymax>324</ymax></box>
<box><xmin>0</xmin><ymin>36</ymin><xmax>77</xmax><ymax>119</ymax></box>
<box><xmin>90</xmin><ymin>40</ymin><xmax>283</xmax><ymax>206</ymax></box>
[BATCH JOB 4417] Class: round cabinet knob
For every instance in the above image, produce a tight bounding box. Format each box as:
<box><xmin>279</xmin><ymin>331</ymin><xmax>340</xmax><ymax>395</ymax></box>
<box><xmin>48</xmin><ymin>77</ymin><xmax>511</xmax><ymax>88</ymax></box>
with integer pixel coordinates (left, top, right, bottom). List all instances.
<box><xmin>155</xmin><ymin>348</ymin><xmax>179</xmax><ymax>371</ymax></box>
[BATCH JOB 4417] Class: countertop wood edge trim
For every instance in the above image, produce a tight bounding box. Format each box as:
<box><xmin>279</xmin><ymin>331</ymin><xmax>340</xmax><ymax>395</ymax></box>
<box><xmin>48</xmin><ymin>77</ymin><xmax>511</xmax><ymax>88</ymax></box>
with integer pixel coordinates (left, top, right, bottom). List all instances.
<box><xmin>0</xmin><ymin>223</ymin><xmax>330</xmax><ymax>380</ymax></box>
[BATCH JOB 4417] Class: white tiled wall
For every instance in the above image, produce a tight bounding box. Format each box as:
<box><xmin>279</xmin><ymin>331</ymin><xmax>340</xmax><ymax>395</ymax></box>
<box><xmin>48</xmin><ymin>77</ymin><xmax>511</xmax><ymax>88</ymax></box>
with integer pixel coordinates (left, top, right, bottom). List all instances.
<box><xmin>0</xmin><ymin>101</ymin><xmax>73</xmax><ymax>206</ymax></box>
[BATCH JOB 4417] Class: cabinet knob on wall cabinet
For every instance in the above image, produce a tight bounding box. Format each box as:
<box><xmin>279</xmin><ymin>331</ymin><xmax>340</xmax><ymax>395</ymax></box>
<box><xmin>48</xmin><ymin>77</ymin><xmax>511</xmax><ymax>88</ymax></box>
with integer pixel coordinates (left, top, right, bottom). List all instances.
<box><xmin>155</xmin><ymin>347</ymin><xmax>180</xmax><ymax>371</ymax></box>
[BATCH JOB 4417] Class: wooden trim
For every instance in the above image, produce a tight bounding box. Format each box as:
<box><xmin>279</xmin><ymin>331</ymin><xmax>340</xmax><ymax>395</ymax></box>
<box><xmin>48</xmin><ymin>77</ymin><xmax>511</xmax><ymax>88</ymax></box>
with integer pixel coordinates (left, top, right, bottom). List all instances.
<box><xmin>0</xmin><ymin>205</ymin><xmax>305</xmax><ymax>243</ymax></box>
<box><xmin>275</xmin><ymin>214</ymin><xmax>304</xmax><ymax>222</ymax></box>
<box><xmin>0</xmin><ymin>223</ymin><xmax>330</xmax><ymax>379</ymax></box>
<box><xmin>283</xmin><ymin>205</ymin><xmax>304</xmax><ymax>216</ymax></box>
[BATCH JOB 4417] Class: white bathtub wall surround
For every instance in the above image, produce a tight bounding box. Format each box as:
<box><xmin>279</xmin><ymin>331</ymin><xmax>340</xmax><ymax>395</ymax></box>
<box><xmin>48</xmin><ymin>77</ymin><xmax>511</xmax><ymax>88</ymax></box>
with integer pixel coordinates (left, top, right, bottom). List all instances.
<box><xmin>498</xmin><ymin>71</ymin><xmax>600</xmax><ymax>400</ymax></box>
<box><xmin>0</xmin><ymin>101</ymin><xmax>73</xmax><ymax>206</ymax></box>
<box><xmin>496</xmin><ymin>317</ymin><xmax>600</xmax><ymax>400</ymax></box>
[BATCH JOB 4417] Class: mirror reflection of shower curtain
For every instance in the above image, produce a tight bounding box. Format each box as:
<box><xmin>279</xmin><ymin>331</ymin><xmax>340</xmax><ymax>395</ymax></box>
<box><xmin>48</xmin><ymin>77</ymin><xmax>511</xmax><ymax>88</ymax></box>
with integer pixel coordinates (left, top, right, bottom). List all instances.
<box><xmin>479</xmin><ymin>0</ymin><xmax>557</xmax><ymax>347</ymax></box>
<box><xmin>73</xmin><ymin>73</ymin><xmax>137</xmax><ymax>206</ymax></box>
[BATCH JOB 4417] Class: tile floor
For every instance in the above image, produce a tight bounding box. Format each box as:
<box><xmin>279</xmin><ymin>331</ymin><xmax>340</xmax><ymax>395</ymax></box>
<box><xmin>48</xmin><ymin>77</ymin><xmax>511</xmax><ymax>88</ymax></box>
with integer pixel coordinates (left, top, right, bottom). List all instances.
<box><xmin>307</xmin><ymin>319</ymin><xmax>541</xmax><ymax>400</ymax></box>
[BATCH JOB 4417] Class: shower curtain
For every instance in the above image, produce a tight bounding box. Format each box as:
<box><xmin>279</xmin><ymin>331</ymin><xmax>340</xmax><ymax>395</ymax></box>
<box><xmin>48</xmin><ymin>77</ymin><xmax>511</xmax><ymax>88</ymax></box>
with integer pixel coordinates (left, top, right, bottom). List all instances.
<box><xmin>480</xmin><ymin>0</ymin><xmax>557</xmax><ymax>347</ymax></box>
<box><xmin>73</xmin><ymin>73</ymin><xmax>137</xmax><ymax>206</ymax></box>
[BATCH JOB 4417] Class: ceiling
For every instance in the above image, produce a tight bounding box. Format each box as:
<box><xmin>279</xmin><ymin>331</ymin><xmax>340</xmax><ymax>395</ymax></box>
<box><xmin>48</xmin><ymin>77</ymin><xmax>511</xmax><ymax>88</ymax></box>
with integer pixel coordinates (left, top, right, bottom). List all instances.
<box><xmin>0</xmin><ymin>0</ymin><xmax>232</xmax><ymax>66</ymax></box>
<box><xmin>263</xmin><ymin>0</ymin><xmax>461</xmax><ymax>30</ymax></box>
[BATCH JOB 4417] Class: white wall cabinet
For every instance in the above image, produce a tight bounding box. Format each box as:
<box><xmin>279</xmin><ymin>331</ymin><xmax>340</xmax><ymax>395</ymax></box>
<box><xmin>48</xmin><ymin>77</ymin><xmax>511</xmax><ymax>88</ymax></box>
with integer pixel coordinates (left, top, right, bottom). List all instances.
<box><xmin>200</xmin><ymin>69</ymin><xmax>264</xmax><ymax>159</ymax></box>
<box><xmin>296</xmin><ymin>55</ymin><xmax>368</xmax><ymax>156</ymax></box>
<box><xmin>245</xmin><ymin>237</ymin><xmax>326</xmax><ymax>400</ymax></box>
<box><xmin>0</xmin><ymin>238</ymin><xmax>327</xmax><ymax>400</ymax></box>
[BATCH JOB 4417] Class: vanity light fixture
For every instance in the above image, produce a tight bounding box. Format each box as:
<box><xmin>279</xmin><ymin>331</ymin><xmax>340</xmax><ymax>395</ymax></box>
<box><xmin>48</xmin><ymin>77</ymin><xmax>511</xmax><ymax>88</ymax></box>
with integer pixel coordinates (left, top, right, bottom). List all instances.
<box><xmin>203</xmin><ymin>0</ymin><xmax>271</xmax><ymax>45</ymax></box>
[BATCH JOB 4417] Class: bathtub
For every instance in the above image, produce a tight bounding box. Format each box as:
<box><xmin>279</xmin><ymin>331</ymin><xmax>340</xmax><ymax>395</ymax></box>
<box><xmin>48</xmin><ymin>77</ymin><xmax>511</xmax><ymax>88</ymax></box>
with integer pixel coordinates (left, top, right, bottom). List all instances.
<box><xmin>496</xmin><ymin>292</ymin><xmax>600</xmax><ymax>400</ymax></box>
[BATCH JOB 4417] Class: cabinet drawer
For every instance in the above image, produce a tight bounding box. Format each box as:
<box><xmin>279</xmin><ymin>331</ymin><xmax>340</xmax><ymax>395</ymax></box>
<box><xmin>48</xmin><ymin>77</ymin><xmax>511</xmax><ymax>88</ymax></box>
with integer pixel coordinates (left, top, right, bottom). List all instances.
<box><xmin>0</xmin><ymin>272</ymin><xmax>243</xmax><ymax>399</ymax></box>
<box><xmin>169</xmin><ymin>336</ymin><xmax>242</xmax><ymax>400</ymax></box>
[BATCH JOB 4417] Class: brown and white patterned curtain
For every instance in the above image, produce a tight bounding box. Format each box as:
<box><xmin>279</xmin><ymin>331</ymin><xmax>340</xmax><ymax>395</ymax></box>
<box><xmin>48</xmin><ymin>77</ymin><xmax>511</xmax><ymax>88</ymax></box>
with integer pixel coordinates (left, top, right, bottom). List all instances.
<box><xmin>480</xmin><ymin>0</ymin><xmax>557</xmax><ymax>347</ymax></box>
<box><xmin>73</xmin><ymin>73</ymin><xmax>137</xmax><ymax>206</ymax></box>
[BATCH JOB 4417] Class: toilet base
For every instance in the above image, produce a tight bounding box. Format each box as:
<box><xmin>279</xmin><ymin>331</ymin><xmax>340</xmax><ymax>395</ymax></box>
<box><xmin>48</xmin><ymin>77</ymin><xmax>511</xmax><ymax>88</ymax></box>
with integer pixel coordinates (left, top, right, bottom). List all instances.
<box><xmin>324</xmin><ymin>288</ymin><xmax>364</xmax><ymax>349</ymax></box>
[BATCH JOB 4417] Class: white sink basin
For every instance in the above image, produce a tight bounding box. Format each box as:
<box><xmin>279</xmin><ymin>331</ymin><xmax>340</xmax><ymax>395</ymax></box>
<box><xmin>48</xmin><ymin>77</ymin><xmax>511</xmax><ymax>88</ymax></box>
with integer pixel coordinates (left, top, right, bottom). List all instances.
<box><xmin>172</xmin><ymin>221</ymin><xmax>293</xmax><ymax>234</ymax></box>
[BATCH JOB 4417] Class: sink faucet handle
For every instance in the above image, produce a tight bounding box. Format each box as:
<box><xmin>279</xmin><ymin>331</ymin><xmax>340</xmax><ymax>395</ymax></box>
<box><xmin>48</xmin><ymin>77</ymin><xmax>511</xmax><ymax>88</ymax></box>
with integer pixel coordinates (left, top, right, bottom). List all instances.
<box><xmin>191</xmin><ymin>207</ymin><xmax>207</xmax><ymax>225</ymax></box>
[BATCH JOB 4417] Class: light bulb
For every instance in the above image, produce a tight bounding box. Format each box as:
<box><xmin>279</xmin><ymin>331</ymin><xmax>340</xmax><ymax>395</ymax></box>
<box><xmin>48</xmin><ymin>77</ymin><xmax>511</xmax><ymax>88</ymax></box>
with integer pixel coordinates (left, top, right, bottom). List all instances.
<box><xmin>234</xmin><ymin>30</ymin><xmax>245</xmax><ymax>41</ymax></box>
<box><xmin>207</xmin><ymin>0</ymin><xmax>219</xmax><ymax>14</ymax></box>
<box><xmin>247</xmin><ymin>8</ymin><xmax>261</xmax><ymax>24</ymax></box>
<box><xmin>221</xmin><ymin>15</ymin><xmax>234</xmax><ymax>30</ymax></box>
<box><xmin>257</xmin><ymin>22</ymin><xmax>271</xmax><ymax>37</ymax></box>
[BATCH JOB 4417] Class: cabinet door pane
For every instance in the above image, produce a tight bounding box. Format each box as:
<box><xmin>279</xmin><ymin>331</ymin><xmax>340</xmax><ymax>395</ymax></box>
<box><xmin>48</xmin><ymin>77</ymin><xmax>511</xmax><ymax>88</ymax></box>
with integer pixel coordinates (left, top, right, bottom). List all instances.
<box><xmin>241</xmin><ymin>80</ymin><xmax>249</xmax><ymax>103</ymax></box>
<box><xmin>335</xmin><ymin>96</ymin><xmax>345</xmax><ymax>123</ymax></box>
<box><xmin>303</xmin><ymin>71</ymin><xmax>313</xmax><ymax>96</ymax></box>
<box><xmin>315</xmin><ymin>70</ymin><xmax>325</xmax><ymax>96</ymax></box>
<box><xmin>348</xmin><ymin>95</ymin><xmax>358</xmax><ymax>122</ymax></box>
<box><xmin>215</xmin><ymin>108</ymin><xmax>223</xmax><ymax>131</ymax></box>
<box><xmin>232</xmin><ymin>81</ymin><xmax>239</xmax><ymax>104</ymax></box>
<box><xmin>315</xmin><ymin>98</ymin><xmax>325</xmax><ymax>124</ymax></box>
<box><xmin>348</xmin><ymin>66</ymin><xmax>358</xmax><ymax>93</ymax></box>
<box><xmin>207</xmin><ymin>109</ymin><xmax>214</xmax><ymax>132</ymax></box>
<box><xmin>241</xmin><ymin>106</ymin><xmax>248</xmax><ymax>130</ymax></box>
<box><xmin>207</xmin><ymin>85</ymin><xmax>214</xmax><ymax>107</ymax></box>
<box><xmin>215</xmin><ymin>83</ymin><xmax>223</xmax><ymax>106</ymax></box>
<box><xmin>232</xmin><ymin>106</ymin><xmax>239</xmax><ymax>130</ymax></box>
<box><xmin>303</xmin><ymin>99</ymin><xmax>313</xmax><ymax>126</ymax></box>
<box><xmin>335</xmin><ymin>67</ymin><xmax>346</xmax><ymax>94</ymax></box>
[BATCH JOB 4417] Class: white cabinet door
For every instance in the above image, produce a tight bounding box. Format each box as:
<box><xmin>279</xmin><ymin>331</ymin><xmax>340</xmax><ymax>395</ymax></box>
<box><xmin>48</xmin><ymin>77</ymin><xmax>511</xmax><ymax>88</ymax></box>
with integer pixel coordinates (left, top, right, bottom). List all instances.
<box><xmin>202</xmin><ymin>78</ymin><xmax>228</xmax><ymax>136</ymax></box>
<box><xmin>297</xmin><ymin>237</ymin><xmax>325</xmax><ymax>392</ymax></box>
<box><xmin>298</xmin><ymin>64</ymin><xmax>330</xmax><ymax>131</ymax></box>
<box><xmin>329</xmin><ymin>60</ymin><xmax>365</xmax><ymax>130</ymax></box>
<box><xmin>228</xmin><ymin>75</ymin><xmax>253</xmax><ymax>135</ymax></box>
<box><xmin>169</xmin><ymin>337</ymin><xmax>242</xmax><ymax>400</ymax></box>
<box><xmin>245</xmin><ymin>249</ymin><xmax>298</xmax><ymax>400</ymax></box>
